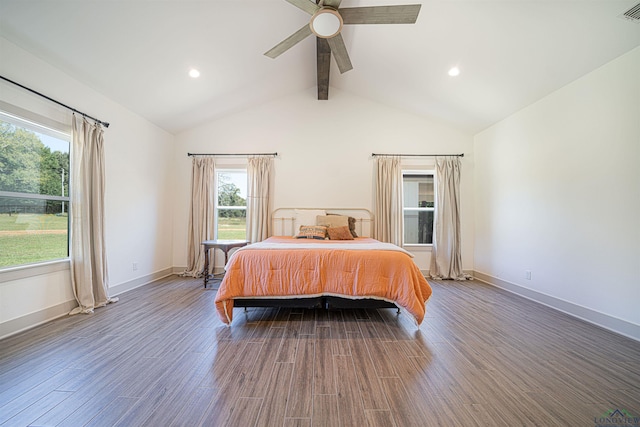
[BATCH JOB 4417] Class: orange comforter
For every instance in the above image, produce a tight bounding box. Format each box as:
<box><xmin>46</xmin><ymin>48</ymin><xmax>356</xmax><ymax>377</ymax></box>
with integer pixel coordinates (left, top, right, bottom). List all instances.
<box><xmin>214</xmin><ymin>237</ymin><xmax>432</xmax><ymax>325</ymax></box>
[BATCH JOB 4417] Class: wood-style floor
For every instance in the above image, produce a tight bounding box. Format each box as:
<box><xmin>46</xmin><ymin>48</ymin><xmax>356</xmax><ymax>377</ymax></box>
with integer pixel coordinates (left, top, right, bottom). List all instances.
<box><xmin>1</xmin><ymin>276</ymin><xmax>639</xmax><ymax>426</ymax></box>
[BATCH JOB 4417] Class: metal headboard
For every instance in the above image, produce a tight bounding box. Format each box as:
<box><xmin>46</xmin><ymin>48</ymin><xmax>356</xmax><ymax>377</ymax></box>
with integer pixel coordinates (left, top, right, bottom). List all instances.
<box><xmin>272</xmin><ymin>208</ymin><xmax>374</xmax><ymax>237</ymax></box>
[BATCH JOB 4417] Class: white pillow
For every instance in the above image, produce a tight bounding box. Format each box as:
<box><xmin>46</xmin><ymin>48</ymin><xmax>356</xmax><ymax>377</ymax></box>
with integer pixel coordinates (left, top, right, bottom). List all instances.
<box><xmin>293</xmin><ymin>209</ymin><xmax>326</xmax><ymax>236</ymax></box>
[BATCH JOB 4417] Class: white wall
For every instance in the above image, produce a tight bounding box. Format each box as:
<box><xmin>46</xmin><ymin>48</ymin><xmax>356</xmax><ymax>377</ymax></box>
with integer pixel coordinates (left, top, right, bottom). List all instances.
<box><xmin>0</xmin><ymin>37</ymin><xmax>176</xmax><ymax>338</ymax></box>
<box><xmin>3</xmin><ymin>37</ymin><xmax>636</xmax><ymax>343</ymax></box>
<box><xmin>173</xmin><ymin>88</ymin><xmax>475</xmax><ymax>272</ymax></box>
<box><xmin>474</xmin><ymin>47</ymin><xmax>640</xmax><ymax>339</ymax></box>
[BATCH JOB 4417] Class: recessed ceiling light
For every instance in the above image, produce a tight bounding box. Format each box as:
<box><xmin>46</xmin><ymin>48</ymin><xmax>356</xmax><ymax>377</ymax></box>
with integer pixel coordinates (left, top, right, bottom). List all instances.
<box><xmin>448</xmin><ymin>66</ymin><xmax>460</xmax><ymax>77</ymax></box>
<box><xmin>188</xmin><ymin>69</ymin><xmax>200</xmax><ymax>78</ymax></box>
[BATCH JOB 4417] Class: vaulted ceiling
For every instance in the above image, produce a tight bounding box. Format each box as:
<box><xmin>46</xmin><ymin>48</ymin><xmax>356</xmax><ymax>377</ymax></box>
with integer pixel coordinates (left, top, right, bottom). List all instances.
<box><xmin>1</xmin><ymin>0</ymin><xmax>639</xmax><ymax>134</ymax></box>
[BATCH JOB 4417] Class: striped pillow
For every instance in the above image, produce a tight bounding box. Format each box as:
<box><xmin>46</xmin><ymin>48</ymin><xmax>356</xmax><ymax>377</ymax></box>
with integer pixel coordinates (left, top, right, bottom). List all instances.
<box><xmin>296</xmin><ymin>225</ymin><xmax>328</xmax><ymax>240</ymax></box>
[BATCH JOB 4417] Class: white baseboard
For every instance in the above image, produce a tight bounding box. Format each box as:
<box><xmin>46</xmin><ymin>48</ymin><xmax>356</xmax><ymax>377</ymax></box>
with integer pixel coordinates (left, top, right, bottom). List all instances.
<box><xmin>109</xmin><ymin>267</ymin><xmax>174</xmax><ymax>296</ymax></box>
<box><xmin>473</xmin><ymin>270</ymin><xmax>640</xmax><ymax>342</ymax></box>
<box><xmin>0</xmin><ymin>299</ymin><xmax>78</xmax><ymax>340</ymax></box>
<box><xmin>0</xmin><ymin>267</ymin><xmax>174</xmax><ymax>340</ymax></box>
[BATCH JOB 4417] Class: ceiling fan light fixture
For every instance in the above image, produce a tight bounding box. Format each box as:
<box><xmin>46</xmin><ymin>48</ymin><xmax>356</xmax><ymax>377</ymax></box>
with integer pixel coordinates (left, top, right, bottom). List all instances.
<box><xmin>310</xmin><ymin>8</ymin><xmax>343</xmax><ymax>38</ymax></box>
<box><xmin>265</xmin><ymin>0</ymin><xmax>422</xmax><ymax>100</ymax></box>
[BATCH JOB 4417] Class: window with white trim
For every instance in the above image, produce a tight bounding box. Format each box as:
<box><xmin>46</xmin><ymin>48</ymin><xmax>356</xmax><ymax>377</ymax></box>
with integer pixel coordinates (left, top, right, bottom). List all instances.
<box><xmin>402</xmin><ymin>171</ymin><xmax>434</xmax><ymax>245</ymax></box>
<box><xmin>215</xmin><ymin>168</ymin><xmax>247</xmax><ymax>240</ymax></box>
<box><xmin>0</xmin><ymin>111</ymin><xmax>71</xmax><ymax>268</ymax></box>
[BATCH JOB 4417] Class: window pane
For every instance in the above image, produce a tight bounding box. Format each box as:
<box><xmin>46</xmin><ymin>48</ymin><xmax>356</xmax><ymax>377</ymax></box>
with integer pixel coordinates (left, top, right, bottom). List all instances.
<box><xmin>0</xmin><ymin>117</ymin><xmax>70</xmax><ymax>269</ymax></box>
<box><xmin>403</xmin><ymin>173</ymin><xmax>434</xmax><ymax>245</ymax></box>
<box><xmin>0</xmin><ymin>196</ymin><xmax>69</xmax><ymax>268</ymax></box>
<box><xmin>403</xmin><ymin>210</ymin><xmax>433</xmax><ymax>244</ymax></box>
<box><xmin>403</xmin><ymin>174</ymin><xmax>434</xmax><ymax>208</ymax></box>
<box><xmin>217</xmin><ymin>208</ymin><xmax>246</xmax><ymax>240</ymax></box>
<box><xmin>216</xmin><ymin>170</ymin><xmax>247</xmax><ymax>240</ymax></box>
<box><xmin>217</xmin><ymin>171</ymin><xmax>247</xmax><ymax>207</ymax></box>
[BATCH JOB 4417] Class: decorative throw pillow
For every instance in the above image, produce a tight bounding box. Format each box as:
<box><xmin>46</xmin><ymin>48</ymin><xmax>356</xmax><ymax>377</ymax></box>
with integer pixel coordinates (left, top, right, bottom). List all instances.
<box><xmin>346</xmin><ymin>216</ymin><xmax>358</xmax><ymax>238</ymax></box>
<box><xmin>327</xmin><ymin>226</ymin><xmax>355</xmax><ymax>240</ymax></box>
<box><xmin>327</xmin><ymin>213</ymin><xmax>358</xmax><ymax>237</ymax></box>
<box><xmin>293</xmin><ymin>209</ymin><xmax>326</xmax><ymax>236</ymax></box>
<box><xmin>296</xmin><ymin>225</ymin><xmax>328</xmax><ymax>240</ymax></box>
<box><xmin>316</xmin><ymin>214</ymin><xmax>349</xmax><ymax>229</ymax></box>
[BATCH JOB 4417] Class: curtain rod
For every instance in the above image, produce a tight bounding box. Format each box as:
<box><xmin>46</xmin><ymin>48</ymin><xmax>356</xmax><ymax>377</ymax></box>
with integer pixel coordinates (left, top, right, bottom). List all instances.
<box><xmin>187</xmin><ymin>152</ymin><xmax>278</xmax><ymax>157</ymax></box>
<box><xmin>0</xmin><ymin>75</ymin><xmax>110</xmax><ymax>128</ymax></box>
<box><xmin>372</xmin><ymin>153</ymin><xmax>464</xmax><ymax>158</ymax></box>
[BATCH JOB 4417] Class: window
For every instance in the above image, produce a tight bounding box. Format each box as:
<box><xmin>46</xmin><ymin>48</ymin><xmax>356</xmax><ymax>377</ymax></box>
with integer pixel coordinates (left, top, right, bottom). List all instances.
<box><xmin>0</xmin><ymin>112</ymin><xmax>71</xmax><ymax>268</ymax></box>
<box><xmin>215</xmin><ymin>169</ymin><xmax>247</xmax><ymax>240</ymax></box>
<box><xmin>402</xmin><ymin>172</ymin><xmax>434</xmax><ymax>245</ymax></box>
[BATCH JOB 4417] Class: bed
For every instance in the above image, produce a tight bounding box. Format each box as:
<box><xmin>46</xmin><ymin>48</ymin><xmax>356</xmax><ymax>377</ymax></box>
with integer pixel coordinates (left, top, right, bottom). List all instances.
<box><xmin>214</xmin><ymin>208</ymin><xmax>432</xmax><ymax>325</ymax></box>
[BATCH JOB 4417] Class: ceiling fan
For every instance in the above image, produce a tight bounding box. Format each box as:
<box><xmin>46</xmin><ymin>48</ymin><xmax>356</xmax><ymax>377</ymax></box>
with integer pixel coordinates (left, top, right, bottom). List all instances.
<box><xmin>264</xmin><ymin>0</ymin><xmax>421</xmax><ymax>100</ymax></box>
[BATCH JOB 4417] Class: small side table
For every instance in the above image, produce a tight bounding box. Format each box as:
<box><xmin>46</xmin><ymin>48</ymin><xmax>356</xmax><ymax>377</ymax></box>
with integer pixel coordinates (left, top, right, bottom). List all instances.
<box><xmin>201</xmin><ymin>240</ymin><xmax>248</xmax><ymax>288</ymax></box>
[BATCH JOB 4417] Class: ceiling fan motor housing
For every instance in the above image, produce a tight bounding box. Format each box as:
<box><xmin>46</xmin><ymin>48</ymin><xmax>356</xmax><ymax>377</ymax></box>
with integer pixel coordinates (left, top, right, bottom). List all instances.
<box><xmin>310</xmin><ymin>8</ymin><xmax>343</xmax><ymax>38</ymax></box>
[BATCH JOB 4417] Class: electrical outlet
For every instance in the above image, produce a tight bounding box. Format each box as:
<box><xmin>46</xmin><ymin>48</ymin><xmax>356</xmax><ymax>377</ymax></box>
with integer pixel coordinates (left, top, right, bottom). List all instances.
<box><xmin>133</xmin><ymin>262</ymin><xmax>138</xmax><ymax>271</ymax></box>
<box><xmin>525</xmin><ymin>270</ymin><xmax>531</xmax><ymax>280</ymax></box>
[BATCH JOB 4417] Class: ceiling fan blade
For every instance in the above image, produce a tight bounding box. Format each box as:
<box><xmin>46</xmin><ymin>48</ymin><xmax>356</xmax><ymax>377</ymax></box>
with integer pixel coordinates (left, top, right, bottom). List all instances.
<box><xmin>323</xmin><ymin>0</ymin><xmax>342</xmax><ymax>8</ymax></box>
<box><xmin>317</xmin><ymin>38</ymin><xmax>331</xmax><ymax>100</ymax></box>
<box><xmin>340</xmin><ymin>5</ymin><xmax>421</xmax><ymax>25</ymax></box>
<box><xmin>327</xmin><ymin>34</ymin><xmax>353</xmax><ymax>74</ymax></box>
<box><xmin>285</xmin><ymin>0</ymin><xmax>320</xmax><ymax>15</ymax></box>
<box><xmin>264</xmin><ymin>24</ymin><xmax>313</xmax><ymax>58</ymax></box>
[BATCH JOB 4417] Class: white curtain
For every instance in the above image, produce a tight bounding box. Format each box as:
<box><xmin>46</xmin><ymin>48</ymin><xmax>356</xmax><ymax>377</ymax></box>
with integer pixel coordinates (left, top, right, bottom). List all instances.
<box><xmin>69</xmin><ymin>116</ymin><xmax>117</xmax><ymax>315</ymax></box>
<box><xmin>373</xmin><ymin>156</ymin><xmax>403</xmax><ymax>246</ymax></box>
<box><xmin>430</xmin><ymin>156</ymin><xmax>469</xmax><ymax>280</ymax></box>
<box><xmin>246</xmin><ymin>156</ymin><xmax>274</xmax><ymax>243</ymax></box>
<box><xmin>183</xmin><ymin>157</ymin><xmax>216</xmax><ymax>277</ymax></box>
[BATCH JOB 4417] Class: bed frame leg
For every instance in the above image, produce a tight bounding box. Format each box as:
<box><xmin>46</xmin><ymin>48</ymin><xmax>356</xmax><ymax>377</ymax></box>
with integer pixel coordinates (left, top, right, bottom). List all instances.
<box><xmin>397</xmin><ymin>308</ymin><xmax>401</xmax><ymax>314</ymax></box>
